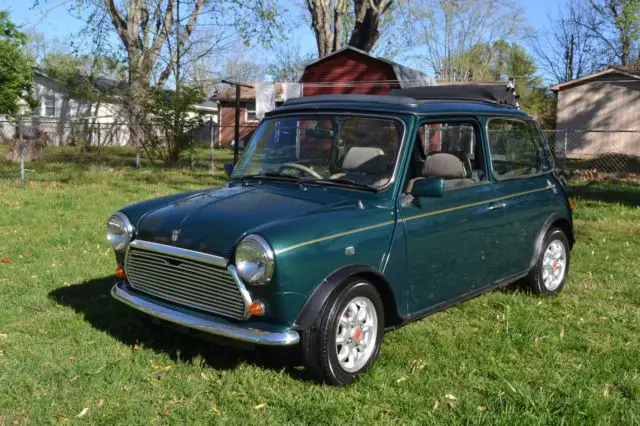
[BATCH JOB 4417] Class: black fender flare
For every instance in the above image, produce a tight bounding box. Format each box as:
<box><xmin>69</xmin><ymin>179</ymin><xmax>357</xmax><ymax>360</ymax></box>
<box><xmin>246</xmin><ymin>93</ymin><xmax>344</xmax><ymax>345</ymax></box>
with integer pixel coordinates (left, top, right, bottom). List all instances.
<box><xmin>528</xmin><ymin>212</ymin><xmax>574</xmax><ymax>270</ymax></box>
<box><xmin>292</xmin><ymin>264</ymin><xmax>395</xmax><ymax>331</ymax></box>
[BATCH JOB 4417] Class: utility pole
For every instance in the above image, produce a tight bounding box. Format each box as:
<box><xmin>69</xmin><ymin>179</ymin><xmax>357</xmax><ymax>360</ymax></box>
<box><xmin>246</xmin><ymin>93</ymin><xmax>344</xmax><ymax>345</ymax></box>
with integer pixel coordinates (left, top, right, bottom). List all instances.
<box><xmin>221</xmin><ymin>80</ymin><xmax>253</xmax><ymax>165</ymax></box>
<box><xmin>175</xmin><ymin>0</ymin><xmax>181</xmax><ymax>143</ymax></box>
<box><xmin>176</xmin><ymin>0</ymin><xmax>181</xmax><ymax>96</ymax></box>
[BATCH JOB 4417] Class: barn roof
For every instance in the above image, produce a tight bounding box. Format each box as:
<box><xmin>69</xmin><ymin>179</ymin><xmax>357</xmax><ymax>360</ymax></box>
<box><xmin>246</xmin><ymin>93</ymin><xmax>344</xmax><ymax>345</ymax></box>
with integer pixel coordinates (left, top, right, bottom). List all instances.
<box><xmin>550</xmin><ymin>65</ymin><xmax>640</xmax><ymax>92</ymax></box>
<box><xmin>302</xmin><ymin>46</ymin><xmax>435</xmax><ymax>88</ymax></box>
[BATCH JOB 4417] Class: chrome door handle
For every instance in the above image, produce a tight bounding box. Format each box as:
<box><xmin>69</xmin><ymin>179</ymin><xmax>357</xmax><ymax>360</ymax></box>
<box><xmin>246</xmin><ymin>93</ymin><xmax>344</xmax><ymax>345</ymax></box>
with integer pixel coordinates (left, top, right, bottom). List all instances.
<box><xmin>487</xmin><ymin>202</ymin><xmax>506</xmax><ymax>211</ymax></box>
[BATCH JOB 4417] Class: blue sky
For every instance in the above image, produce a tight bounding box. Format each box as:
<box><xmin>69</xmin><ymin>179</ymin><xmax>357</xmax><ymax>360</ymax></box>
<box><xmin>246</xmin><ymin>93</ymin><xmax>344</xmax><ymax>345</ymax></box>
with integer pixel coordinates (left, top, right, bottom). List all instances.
<box><xmin>1</xmin><ymin>0</ymin><xmax>562</xmax><ymax>76</ymax></box>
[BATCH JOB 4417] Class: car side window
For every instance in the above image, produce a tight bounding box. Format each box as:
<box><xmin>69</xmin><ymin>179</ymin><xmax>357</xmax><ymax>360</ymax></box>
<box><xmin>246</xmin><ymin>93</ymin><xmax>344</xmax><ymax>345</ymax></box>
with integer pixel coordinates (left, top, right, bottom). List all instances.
<box><xmin>487</xmin><ymin>118</ymin><xmax>550</xmax><ymax>179</ymax></box>
<box><xmin>408</xmin><ymin>121</ymin><xmax>487</xmax><ymax>191</ymax></box>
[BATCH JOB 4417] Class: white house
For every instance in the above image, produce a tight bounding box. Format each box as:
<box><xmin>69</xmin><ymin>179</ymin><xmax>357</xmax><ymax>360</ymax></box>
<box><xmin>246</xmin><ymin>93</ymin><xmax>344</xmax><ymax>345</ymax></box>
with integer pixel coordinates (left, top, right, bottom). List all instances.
<box><xmin>1</xmin><ymin>68</ymin><xmax>219</xmax><ymax>147</ymax></box>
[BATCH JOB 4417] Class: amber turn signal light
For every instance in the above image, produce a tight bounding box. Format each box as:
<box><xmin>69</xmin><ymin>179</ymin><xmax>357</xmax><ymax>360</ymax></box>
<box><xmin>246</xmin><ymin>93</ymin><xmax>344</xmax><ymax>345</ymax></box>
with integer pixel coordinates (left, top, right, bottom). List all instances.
<box><xmin>249</xmin><ymin>300</ymin><xmax>265</xmax><ymax>317</ymax></box>
<box><xmin>568</xmin><ymin>198</ymin><xmax>575</xmax><ymax>210</ymax></box>
<box><xmin>115</xmin><ymin>265</ymin><xmax>126</xmax><ymax>278</ymax></box>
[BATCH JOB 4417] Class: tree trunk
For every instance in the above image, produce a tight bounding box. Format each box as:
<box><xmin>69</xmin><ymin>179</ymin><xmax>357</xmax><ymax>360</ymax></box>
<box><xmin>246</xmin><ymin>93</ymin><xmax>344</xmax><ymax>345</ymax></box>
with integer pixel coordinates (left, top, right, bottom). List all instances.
<box><xmin>348</xmin><ymin>0</ymin><xmax>392</xmax><ymax>52</ymax></box>
<box><xmin>306</xmin><ymin>0</ymin><xmax>335</xmax><ymax>57</ymax></box>
<box><xmin>126</xmin><ymin>53</ymin><xmax>149</xmax><ymax>148</ymax></box>
<box><xmin>306</xmin><ymin>0</ymin><xmax>392</xmax><ymax>57</ymax></box>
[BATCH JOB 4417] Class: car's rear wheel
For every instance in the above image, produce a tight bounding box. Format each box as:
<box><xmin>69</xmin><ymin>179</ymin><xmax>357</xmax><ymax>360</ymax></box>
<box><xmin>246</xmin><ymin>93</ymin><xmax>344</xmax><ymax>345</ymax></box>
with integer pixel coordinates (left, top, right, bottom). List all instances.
<box><xmin>526</xmin><ymin>227</ymin><xmax>570</xmax><ymax>295</ymax></box>
<box><xmin>301</xmin><ymin>279</ymin><xmax>384</xmax><ymax>385</ymax></box>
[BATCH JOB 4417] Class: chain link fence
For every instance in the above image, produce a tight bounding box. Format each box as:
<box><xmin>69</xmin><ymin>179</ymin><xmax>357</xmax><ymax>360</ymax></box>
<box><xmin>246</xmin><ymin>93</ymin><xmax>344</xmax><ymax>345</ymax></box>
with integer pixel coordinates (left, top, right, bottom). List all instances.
<box><xmin>0</xmin><ymin>117</ymin><xmax>251</xmax><ymax>184</ymax></box>
<box><xmin>2</xmin><ymin>118</ymin><xmax>640</xmax><ymax>185</ymax></box>
<box><xmin>544</xmin><ymin>130</ymin><xmax>640</xmax><ymax>182</ymax></box>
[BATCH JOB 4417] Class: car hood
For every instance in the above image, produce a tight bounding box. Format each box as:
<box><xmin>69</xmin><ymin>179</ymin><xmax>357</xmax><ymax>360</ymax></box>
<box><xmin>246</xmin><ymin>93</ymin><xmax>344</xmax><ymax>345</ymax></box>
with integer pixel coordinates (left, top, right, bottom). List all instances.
<box><xmin>134</xmin><ymin>183</ymin><xmax>360</xmax><ymax>258</ymax></box>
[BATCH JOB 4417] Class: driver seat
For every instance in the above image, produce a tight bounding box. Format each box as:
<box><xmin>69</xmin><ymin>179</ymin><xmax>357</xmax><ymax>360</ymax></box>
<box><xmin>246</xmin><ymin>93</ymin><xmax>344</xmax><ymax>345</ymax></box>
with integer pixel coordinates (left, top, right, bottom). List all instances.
<box><xmin>335</xmin><ymin>147</ymin><xmax>390</xmax><ymax>188</ymax></box>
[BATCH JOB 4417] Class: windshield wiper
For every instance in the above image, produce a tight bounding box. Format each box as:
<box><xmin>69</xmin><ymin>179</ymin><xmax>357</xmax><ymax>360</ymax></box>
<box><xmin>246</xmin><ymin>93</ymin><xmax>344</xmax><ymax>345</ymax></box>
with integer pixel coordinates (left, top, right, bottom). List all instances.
<box><xmin>302</xmin><ymin>178</ymin><xmax>378</xmax><ymax>193</ymax></box>
<box><xmin>231</xmin><ymin>172</ymin><xmax>303</xmax><ymax>183</ymax></box>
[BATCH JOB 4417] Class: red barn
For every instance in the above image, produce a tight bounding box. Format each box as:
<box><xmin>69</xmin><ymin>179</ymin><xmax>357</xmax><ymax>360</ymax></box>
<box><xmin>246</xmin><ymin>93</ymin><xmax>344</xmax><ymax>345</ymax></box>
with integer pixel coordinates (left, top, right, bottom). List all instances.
<box><xmin>300</xmin><ymin>46</ymin><xmax>434</xmax><ymax>96</ymax></box>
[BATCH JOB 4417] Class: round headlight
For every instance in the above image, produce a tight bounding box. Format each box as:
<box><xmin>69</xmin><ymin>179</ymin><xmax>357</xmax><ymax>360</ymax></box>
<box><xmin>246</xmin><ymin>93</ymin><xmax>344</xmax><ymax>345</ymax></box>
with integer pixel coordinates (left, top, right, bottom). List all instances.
<box><xmin>106</xmin><ymin>212</ymin><xmax>133</xmax><ymax>252</ymax></box>
<box><xmin>234</xmin><ymin>235</ymin><xmax>274</xmax><ymax>285</ymax></box>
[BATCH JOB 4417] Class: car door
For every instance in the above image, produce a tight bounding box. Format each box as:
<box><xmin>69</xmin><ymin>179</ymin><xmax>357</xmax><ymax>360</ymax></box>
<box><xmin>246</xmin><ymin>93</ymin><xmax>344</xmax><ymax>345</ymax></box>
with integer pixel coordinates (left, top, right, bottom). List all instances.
<box><xmin>399</xmin><ymin>118</ymin><xmax>507</xmax><ymax>315</ymax></box>
<box><xmin>486</xmin><ymin>118</ymin><xmax>558</xmax><ymax>277</ymax></box>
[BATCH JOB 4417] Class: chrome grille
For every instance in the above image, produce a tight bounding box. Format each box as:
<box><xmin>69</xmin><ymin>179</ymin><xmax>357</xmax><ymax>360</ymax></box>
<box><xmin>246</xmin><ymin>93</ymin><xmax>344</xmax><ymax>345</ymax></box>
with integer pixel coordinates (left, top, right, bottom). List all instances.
<box><xmin>124</xmin><ymin>241</ymin><xmax>247</xmax><ymax>320</ymax></box>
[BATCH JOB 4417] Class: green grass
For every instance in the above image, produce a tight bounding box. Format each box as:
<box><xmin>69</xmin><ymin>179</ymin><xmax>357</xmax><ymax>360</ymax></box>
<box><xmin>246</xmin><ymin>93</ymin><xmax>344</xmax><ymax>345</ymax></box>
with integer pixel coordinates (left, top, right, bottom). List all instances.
<box><xmin>1</xmin><ymin>168</ymin><xmax>639</xmax><ymax>424</ymax></box>
<box><xmin>0</xmin><ymin>145</ymin><xmax>234</xmax><ymax>184</ymax></box>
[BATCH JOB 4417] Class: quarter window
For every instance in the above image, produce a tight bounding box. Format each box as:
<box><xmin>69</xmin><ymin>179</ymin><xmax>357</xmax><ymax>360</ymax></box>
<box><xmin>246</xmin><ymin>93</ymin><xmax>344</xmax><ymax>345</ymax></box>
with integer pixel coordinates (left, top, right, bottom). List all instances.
<box><xmin>487</xmin><ymin>119</ymin><xmax>550</xmax><ymax>178</ymax></box>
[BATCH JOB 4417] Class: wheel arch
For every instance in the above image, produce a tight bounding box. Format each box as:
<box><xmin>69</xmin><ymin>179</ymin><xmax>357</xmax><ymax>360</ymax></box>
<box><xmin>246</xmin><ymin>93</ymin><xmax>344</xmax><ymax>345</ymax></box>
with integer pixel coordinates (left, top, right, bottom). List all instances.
<box><xmin>292</xmin><ymin>264</ymin><xmax>401</xmax><ymax>331</ymax></box>
<box><xmin>529</xmin><ymin>213</ymin><xmax>574</xmax><ymax>270</ymax></box>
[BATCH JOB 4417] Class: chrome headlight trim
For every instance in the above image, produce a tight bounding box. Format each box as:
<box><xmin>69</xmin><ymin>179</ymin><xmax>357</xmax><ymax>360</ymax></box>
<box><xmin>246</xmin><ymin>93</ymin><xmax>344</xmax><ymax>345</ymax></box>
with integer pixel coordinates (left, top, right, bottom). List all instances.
<box><xmin>234</xmin><ymin>234</ymin><xmax>275</xmax><ymax>286</ymax></box>
<box><xmin>106</xmin><ymin>212</ymin><xmax>134</xmax><ymax>252</ymax></box>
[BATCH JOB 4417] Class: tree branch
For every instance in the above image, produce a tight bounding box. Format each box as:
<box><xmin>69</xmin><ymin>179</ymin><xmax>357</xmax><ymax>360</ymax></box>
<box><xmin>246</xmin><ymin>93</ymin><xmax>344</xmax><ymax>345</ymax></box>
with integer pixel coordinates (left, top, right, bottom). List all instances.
<box><xmin>156</xmin><ymin>0</ymin><xmax>206</xmax><ymax>87</ymax></box>
<box><xmin>103</xmin><ymin>0</ymin><xmax>129</xmax><ymax>47</ymax></box>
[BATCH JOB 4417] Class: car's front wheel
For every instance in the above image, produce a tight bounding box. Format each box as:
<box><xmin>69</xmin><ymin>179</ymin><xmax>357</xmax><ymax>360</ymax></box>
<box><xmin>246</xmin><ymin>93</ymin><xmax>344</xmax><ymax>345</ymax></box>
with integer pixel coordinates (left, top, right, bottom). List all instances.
<box><xmin>301</xmin><ymin>279</ymin><xmax>384</xmax><ymax>385</ymax></box>
<box><xmin>526</xmin><ymin>227</ymin><xmax>571</xmax><ymax>295</ymax></box>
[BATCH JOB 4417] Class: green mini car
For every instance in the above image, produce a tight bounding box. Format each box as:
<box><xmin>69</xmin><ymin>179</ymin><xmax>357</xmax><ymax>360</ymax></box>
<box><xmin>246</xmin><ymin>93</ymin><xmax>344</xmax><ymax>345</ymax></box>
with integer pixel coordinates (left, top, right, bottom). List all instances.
<box><xmin>107</xmin><ymin>89</ymin><xmax>574</xmax><ymax>385</ymax></box>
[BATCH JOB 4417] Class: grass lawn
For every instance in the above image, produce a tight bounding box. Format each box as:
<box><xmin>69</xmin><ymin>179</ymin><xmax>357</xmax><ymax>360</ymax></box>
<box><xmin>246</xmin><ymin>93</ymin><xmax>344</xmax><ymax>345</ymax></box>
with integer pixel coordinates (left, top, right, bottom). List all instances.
<box><xmin>1</xmin><ymin>168</ymin><xmax>639</xmax><ymax>424</ymax></box>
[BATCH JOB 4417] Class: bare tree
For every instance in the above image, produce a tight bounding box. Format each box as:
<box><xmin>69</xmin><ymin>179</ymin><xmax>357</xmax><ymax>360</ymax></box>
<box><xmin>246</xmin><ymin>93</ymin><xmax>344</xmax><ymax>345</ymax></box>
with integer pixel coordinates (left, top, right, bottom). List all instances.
<box><xmin>530</xmin><ymin>0</ymin><xmax>601</xmax><ymax>83</ymax></box>
<box><xmin>47</xmin><ymin>0</ymin><xmax>279</xmax><ymax>147</ymax></box>
<box><xmin>402</xmin><ymin>0</ymin><xmax>526</xmax><ymax>82</ymax></box>
<box><xmin>579</xmin><ymin>0</ymin><xmax>640</xmax><ymax>65</ymax></box>
<box><xmin>304</xmin><ymin>0</ymin><xmax>393</xmax><ymax>57</ymax></box>
<box><xmin>97</xmin><ymin>0</ymin><xmax>206</xmax><ymax>147</ymax></box>
<box><xmin>267</xmin><ymin>42</ymin><xmax>315</xmax><ymax>81</ymax></box>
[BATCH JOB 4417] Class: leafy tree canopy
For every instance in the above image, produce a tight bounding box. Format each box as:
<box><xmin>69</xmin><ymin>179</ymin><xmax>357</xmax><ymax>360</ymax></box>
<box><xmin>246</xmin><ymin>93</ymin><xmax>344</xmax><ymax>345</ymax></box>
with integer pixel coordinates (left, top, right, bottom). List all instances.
<box><xmin>42</xmin><ymin>53</ymin><xmax>125</xmax><ymax>102</ymax></box>
<box><xmin>0</xmin><ymin>10</ymin><xmax>36</xmax><ymax>116</ymax></box>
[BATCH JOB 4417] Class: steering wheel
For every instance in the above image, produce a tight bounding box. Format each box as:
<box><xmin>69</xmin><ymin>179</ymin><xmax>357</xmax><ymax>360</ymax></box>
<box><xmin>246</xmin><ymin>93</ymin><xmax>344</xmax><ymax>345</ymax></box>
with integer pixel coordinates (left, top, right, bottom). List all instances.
<box><xmin>279</xmin><ymin>162</ymin><xmax>323</xmax><ymax>179</ymax></box>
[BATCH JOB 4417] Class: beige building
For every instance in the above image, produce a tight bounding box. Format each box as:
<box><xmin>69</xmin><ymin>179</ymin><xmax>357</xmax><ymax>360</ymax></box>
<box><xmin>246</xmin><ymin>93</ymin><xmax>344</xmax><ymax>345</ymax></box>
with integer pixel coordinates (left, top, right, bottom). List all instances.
<box><xmin>550</xmin><ymin>65</ymin><xmax>640</xmax><ymax>158</ymax></box>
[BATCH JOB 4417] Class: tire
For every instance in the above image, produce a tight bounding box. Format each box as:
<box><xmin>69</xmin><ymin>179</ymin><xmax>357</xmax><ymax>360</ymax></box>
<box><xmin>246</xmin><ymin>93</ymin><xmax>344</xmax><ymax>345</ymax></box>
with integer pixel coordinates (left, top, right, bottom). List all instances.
<box><xmin>301</xmin><ymin>279</ymin><xmax>384</xmax><ymax>386</ymax></box>
<box><xmin>526</xmin><ymin>227</ymin><xmax>570</xmax><ymax>295</ymax></box>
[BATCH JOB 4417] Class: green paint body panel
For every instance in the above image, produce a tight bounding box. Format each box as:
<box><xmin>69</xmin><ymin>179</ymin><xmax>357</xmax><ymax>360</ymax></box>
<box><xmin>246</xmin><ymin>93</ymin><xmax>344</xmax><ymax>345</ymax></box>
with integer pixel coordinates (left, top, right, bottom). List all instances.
<box><xmin>113</xmin><ymin>99</ymin><xmax>574</xmax><ymax>336</ymax></box>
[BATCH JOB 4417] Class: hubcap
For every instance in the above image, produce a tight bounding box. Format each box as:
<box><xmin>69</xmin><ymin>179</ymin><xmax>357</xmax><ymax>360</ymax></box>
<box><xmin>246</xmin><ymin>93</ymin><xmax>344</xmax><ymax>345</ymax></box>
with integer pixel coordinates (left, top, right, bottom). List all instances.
<box><xmin>542</xmin><ymin>239</ymin><xmax>567</xmax><ymax>291</ymax></box>
<box><xmin>335</xmin><ymin>295</ymin><xmax>378</xmax><ymax>373</ymax></box>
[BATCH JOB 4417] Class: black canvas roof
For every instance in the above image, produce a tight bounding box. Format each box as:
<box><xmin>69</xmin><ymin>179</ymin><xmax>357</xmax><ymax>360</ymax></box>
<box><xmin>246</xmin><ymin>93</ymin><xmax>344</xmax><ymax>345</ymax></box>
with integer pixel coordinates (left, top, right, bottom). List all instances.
<box><xmin>392</xmin><ymin>83</ymin><xmax>519</xmax><ymax>108</ymax></box>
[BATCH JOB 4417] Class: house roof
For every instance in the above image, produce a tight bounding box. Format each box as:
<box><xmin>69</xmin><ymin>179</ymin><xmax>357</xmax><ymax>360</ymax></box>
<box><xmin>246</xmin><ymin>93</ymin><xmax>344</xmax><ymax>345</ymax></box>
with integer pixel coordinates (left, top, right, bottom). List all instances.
<box><xmin>302</xmin><ymin>46</ymin><xmax>435</xmax><ymax>88</ymax></box>
<box><xmin>550</xmin><ymin>65</ymin><xmax>640</xmax><ymax>91</ymax></box>
<box><xmin>33</xmin><ymin>67</ymin><xmax>128</xmax><ymax>95</ymax></box>
<box><xmin>33</xmin><ymin>67</ymin><xmax>216</xmax><ymax>111</ymax></box>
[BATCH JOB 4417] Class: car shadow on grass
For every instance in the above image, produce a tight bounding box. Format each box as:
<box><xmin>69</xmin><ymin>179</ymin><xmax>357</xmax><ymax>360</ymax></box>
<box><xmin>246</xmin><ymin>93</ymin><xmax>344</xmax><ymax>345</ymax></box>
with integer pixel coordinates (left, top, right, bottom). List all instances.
<box><xmin>49</xmin><ymin>277</ymin><xmax>309</xmax><ymax>381</ymax></box>
<box><xmin>567</xmin><ymin>182</ymin><xmax>640</xmax><ymax>207</ymax></box>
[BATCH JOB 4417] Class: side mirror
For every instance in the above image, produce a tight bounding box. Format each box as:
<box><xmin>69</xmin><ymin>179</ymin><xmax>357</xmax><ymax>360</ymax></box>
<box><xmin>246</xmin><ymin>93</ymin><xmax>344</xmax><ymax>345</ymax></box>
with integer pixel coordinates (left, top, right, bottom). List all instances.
<box><xmin>224</xmin><ymin>163</ymin><xmax>234</xmax><ymax>177</ymax></box>
<box><xmin>410</xmin><ymin>177</ymin><xmax>444</xmax><ymax>198</ymax></box>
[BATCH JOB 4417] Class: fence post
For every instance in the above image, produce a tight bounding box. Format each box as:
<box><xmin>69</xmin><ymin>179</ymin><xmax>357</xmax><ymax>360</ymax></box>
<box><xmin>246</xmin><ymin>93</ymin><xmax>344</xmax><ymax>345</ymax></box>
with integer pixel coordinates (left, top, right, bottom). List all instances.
<box><xmin>209</xmin><ymin>116</ymin><xmax>216</xmax><ymax>172</ymax></box>
<box><xmin>18</xmin><ymin>118</ymin><xmax>25</xmax><ymax>186</ymax></box>
<box><xmin>135</xmin><ymin>138</ymin><xmax>141</xmax><ymax>168</ymax></box>
<box><xmin>563</xmin><ymin>129</ymin><xmax>568</xmax><ymax>174</ymax></box>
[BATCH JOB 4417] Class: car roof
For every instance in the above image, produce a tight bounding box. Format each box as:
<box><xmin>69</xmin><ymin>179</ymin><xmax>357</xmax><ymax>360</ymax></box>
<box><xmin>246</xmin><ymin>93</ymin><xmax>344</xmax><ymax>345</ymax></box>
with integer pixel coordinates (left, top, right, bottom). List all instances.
<box><xmin>269</xmin><ymin>94</ymin><xmax>530</xmax><ymax>119</ymax></box>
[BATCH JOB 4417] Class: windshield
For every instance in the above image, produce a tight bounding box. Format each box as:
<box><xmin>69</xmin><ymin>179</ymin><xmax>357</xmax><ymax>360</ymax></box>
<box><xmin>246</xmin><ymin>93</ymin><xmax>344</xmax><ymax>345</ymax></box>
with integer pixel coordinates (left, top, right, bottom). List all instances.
<box><xmin>231</xmin><ymin>115</ymin><xmax>404</xmax><ymax>190</ymax></box>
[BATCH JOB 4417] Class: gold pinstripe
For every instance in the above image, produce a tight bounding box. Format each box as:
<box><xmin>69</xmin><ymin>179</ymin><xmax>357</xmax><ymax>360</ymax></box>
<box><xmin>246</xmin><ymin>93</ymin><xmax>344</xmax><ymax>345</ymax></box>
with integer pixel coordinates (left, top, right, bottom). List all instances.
<box><xmin>275</xmin><ymin>184</ymin><xmax>555</xmax><ymax>255</ymax></box>
<box><xmin>403</xmin><ymin>185</ymin><xmax>555</xmax><ymax>222</ymax></box>
<box><xmin>275</xmin><ymin>220</ymin><xmax>396</xmax><ymax>254</ymax></box>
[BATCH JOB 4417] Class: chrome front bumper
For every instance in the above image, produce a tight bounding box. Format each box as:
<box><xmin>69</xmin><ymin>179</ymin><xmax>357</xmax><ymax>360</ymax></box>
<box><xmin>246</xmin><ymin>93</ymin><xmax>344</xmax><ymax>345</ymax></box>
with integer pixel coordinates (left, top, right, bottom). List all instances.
<box><xmin>111</xmin><ymin>282</ymin><xmax>300</xmax><ymax>346</ymax></box>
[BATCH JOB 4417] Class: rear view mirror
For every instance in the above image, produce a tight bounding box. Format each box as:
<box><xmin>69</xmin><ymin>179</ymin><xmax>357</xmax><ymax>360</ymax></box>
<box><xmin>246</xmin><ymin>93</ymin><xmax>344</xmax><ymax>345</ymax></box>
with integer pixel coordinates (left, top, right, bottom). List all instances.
<box><xmin>224</xmin><ymin>163</ymin><xmax>234</xmax><ymax>177</ymax></box>
<box><xmin>411</xmin><ymin>177</ymin><xmax>444</xmax><ymax>198</ymax></box>
<box><xmin>305</xmin><ymin>127</ymin><xmax>333</xmax><ymax>139</ymax></box>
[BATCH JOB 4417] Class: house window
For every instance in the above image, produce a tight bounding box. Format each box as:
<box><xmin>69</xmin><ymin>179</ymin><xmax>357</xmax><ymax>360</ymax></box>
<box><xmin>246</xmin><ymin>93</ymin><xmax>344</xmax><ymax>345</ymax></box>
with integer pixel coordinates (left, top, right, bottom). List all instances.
<box><xmin>246</xmin><ymin>102</ymin><xmax>258</xmax><ymax>122</ymax></box>
<box><xmin>44</xmin><ymin>96</ymin><xmax>56</xmax><ymax>117</ymax></box>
